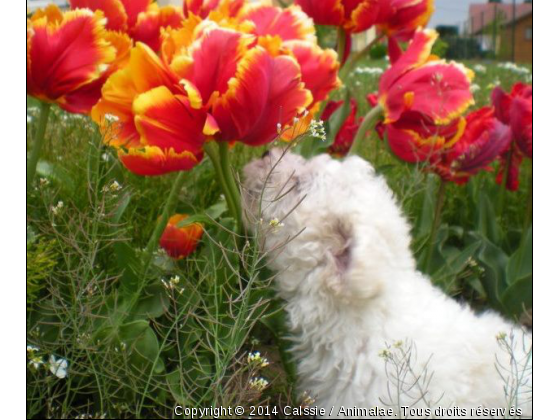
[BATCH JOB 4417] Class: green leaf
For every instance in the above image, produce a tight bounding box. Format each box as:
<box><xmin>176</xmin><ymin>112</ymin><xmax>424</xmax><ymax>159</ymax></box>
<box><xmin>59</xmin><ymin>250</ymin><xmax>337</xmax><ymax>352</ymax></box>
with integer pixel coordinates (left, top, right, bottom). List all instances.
<box><xmin>417</xmin><ymin>174</ymin><xmax>437</xmax><ymax>239</ymax></box>
<box><xmin>475</xmin><ymin>192</ymin><xmax>501</xmax><ymax>244</ymax></box>
<box><xmin>175</xmin><ymin>200</ymin><xmax>228</xmax><ymax>228</ymax></box>
<box><xmin>506</xmin><ymin>225</ymin><xmax>532</xmax><ymax>285</ymax></box>
<box><xmin>476</xmin><ymin>238</ymin><xmax>509</xmax><ymax>309</ymax></box>
<box><xmin>119</xmin><ymin>320</ymin><xmax>164</xmax><ymax>374</ymax></box>
<box><xmin>501</xmin><ymin>276</ymin><xmax>532</xmax><ymax>318</ymax></box>
<box><xmin>166</xmin><ymin>369</ymin><xmax>195</xmax><ymax>406</ymax></box>
<box><xmin>432</xmin><ymin>240</ymin><xmax>481</xmax><ymax>290</ymax></box>
<box><xmin>130</xmin><ymin>284</ymin><xmax>170</xmax><ymax>320</ymax></box>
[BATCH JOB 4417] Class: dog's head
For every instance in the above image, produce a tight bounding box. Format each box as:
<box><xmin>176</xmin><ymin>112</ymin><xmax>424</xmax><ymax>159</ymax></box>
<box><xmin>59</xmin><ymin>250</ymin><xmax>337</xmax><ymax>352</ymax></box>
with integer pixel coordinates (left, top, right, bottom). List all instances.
<box><xmin>243</xmin><ymin>149</ymin><xmax>415</xmax><ymax>301</ymax></box>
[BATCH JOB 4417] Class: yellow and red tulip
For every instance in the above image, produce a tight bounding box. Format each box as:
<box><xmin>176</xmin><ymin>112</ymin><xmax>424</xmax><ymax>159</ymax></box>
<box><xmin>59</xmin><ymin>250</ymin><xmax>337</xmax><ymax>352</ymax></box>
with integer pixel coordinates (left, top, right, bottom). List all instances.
<box><xmin>70</xmin><ymin>0</ymin><xmax>184</xmax><ymax>52</ymax></box>
<box><xmin>27</xmin><ymin>5</ymin><xmax>120</xmax><ymax>114</ymax></box>
<box><xmin>92</xmin><ymin>43</ymin><xmax>215</xmax><ymax>175</ymax></box>
<box><xmin>159</xmin><ymin>214</ymin><xmax>204</xmax><ymax>259</ymax></box>
<box><xmin>379</xmin><ymin>29</ymin><xmax>474</xmax><ymax>126</ymax></box>
<box><xmin>432</xmin><ymin>107</ymin><xmax>512</xmax><ymax>184</ymax></box>
<box><xmin>374</xmin><ymin>29</ymin><xmax>473</xmax><ymax>162</ymax></box>
<box><xmin>295</xmin><ymin>0</ymin><xmax>390</xmax><ymax>34</ymax></box>
<box><xmin>322</xmin><ymin>99</ymin><xmax>362</xmax><ymax>157</ymax></box>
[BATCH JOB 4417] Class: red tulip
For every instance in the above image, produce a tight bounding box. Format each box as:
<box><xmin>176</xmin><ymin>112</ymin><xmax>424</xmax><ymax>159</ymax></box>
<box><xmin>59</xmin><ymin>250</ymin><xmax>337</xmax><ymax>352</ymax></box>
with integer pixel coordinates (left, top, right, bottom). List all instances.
<box><xmin>492</xmin><ymin>83</ymin><xmax>532</xmax><ymax>158</ymax></box>
<box><xmin>159</xmin><ymin>214</ymin><xmax>204</xmax><ymax>259</ymax></box>
<box><xmin>377</xmin><ymin>0</ymin><xmax>434</xmax><ymax>42</ymax></box>
<box><xmin>321</xmin><ymin>99</ymin><xmax>362</xmax><ymax>157</ymax></box>
<box><xmin>432</xmin><ymin>107</ymin><xmax>512</xmax><ymax>184</ymax></box>
<box><xmin>27</xmin><ymin>5</ymin><xmax>127</xmax><ymax>114</ymax></box>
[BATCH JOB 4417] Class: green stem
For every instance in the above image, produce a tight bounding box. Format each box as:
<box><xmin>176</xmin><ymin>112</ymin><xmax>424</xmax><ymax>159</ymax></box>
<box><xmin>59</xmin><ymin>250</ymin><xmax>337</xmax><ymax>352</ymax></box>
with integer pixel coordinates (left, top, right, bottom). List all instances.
<box><xmin>27</xmin><ymin>102</ymin><xmax>51</xmax><ymax>191</ymax></box>
<box><xmin>423</xmin><ymin>180</ymin><xmax>447</xmax><ymax>273</ymax></box>
<box><xmin>523</xmin><ymin>167</ymin><xmax>532</xmax><ymax>235</ymax></box>
<box><xmin>348</xmin><ymin>105</ymin><xmax>383</xmax><ymax>156</ymax></box>
<box><xmin>498</xmin><ymin>147</ymin><xmax>514</xmax><ymax>217</ymax></box>
<box><xmin>336</xmin><ymin>27</ymin><xmax>347</xmax><ymax>64</ymax></box>
<box><xmin>339</xmin><ymin>34</ymin><xmax>385</xmax><ymax>80</ymax></box>
<box><xmin>144</xmin><ymin>170</ymin><xmax>189</xmax><ymax>262</ymax></box>
<box><xmin>218</xmin><ymin>142</ymin><xmax>243</xmax><ymax>230</ymax></box>
<box><xmin>204</xmin><ymin>143</ymin><xmax>240</xmax><ymax>227</ymax></box>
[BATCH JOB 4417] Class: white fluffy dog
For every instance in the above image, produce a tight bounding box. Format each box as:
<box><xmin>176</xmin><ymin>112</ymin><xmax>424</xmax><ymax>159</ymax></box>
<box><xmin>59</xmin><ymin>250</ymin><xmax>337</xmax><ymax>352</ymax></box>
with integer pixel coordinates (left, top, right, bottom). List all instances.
<box><xmin>243</xmin><ymin>149</ymin><xmax>532</xmax><ymax>419</ymax></box>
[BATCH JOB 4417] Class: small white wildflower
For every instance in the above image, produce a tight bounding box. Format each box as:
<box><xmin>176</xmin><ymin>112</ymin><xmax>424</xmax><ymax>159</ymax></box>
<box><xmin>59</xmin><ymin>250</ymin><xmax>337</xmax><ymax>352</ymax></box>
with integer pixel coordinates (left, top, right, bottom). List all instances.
<box><xmin>28</xmin><ymin>356</ymin><xmax>43</xmax><ymax>370</ymax></box>
<box><xmin>27</xmin><ymin>115</ymin><xmax>33</xmax><ymax>124</ymax></box>
<box><xmin>300</xmin><ymin>391</ymin><xmax>316</xmax><ymax>407</ymax></box>
<box><xmin>248</xmin><ymin>377</ymin><xmax>269</xmax><ymax>392</ymax></box>
<box><xmin>470</xmin><ymin>83</ymin><xmax>481</xmax><ymax>93</ymax></box>
<box><xmin>496</xmin><ymin>332</ymin><xmax>507</xmax><ymax>341</ymax></box>
<box><xmin>309</xmin><ymin>119</ymin><xmax>326</xmax><ymax>141</ymax></box>
<box><xmin>170</xmin><ymin>275</ymin><xmax>180</xmax><ymax>285</ymax></box>
<box><xmin>473</xmin><ymin>64</ymin><xmax>486</xmax><ymax>73</ymax></box>
<box><xmin>39</xmin><ymin>177</ymin><xmax>50</xmax><ymax>188</ymax></box>
<box><xmin>102</xmin><ymin>180</ymin><xmax>122</xmax><ymax>193</ymax></box>
<box><xmin>378</xmin><ymin>349</ymin><xmax>391</xmax><ymax>359</ymax></box>
<box><xmin>27</xmin><ymin>345</ymin><xmax>39</xmax><ymax>353</ymax></box>
<box><xmin>105</xmin><ymin>114</ymin><xmax>119</xmax><ymax>123</ymax></box>
<box><xmin>51</xmin><ymin>201</ymin><xmax>64</xmax><ymax>216</ymax></box>
<box><xmin>101</xmin><ymin>153</ymin><xmax>110</xmax><ymax>162</ymax></box>
<box><xmin>48</xmin><ymin>355</ymin><xmax>69</xmax><ymax>379</ymax></box>
<box><xmin>247</xmin><ymin>351</ymin><xmax>270</xmax><ymax>368</ymax></box>
<box><xmin>269</xmin><ymin>218</ymin><xmax>285</xmax><ymax>233</ymax></box>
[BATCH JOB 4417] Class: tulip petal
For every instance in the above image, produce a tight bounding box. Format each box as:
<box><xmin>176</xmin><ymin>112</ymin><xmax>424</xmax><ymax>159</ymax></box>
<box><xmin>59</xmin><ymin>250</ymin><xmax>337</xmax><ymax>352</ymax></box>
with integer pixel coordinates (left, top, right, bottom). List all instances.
<box><xmin>295</xmin><ymin>0</ymin><xmax>345</xmax><ymax>27</ymax></box>
<box><xmin>118</xmin><ymin>146</ymin><xmax>203</xmax><ymax>176</ymax></box>
<box><xmin>283</xmin><ymin>40</ymin><xmax>341</xmax><ymax>106</ymax></box>
<box><xmin>69</xmin><ymin>0</ymin><xmax>128</xmax><ymax>31</ymax></box>
<box><xmin>133</xmin><ymin>86</ymin><xmax>209</xmax><ymax>155</ymax></box>
<box><xmin>176</xmin><ymin>25</ymin><xmax>254</xmax><ymax>105</ymax></box>
<box><xmin>120</xmin><ymin>0</ymin><xmax>152</xmax><ymax>28</ymax></box>
<box><xmin>238</xmin><ymin>4</ymin><xmax>316</xmax><ymax>42</ymax></box>
<box><xmin>27</xmin><ymin>7</ymin><xmax>116</xmax><ymax>103</ymax></box>
<box><xmin>382</xmin><ymin>61</ymin><xmax>474</xmax><ymax>124</ymax></box>
<box><xmin>133</xmin><ymin>5</ymin><xmax>184</xmax><ymax>52</ymax></box>
<box><xmin>212</xmin><ymin>47</ymin><xmax>313</xmax><ymax>146</ymax></box>
<box><xmin>510</xmin><ymin>97</ymin><xmax>532</xmax><ymax>158</ymax></box>
<box><xmin>160</xmin><ymin>214</ymin><xmax>204</xmax><ymax>259</ymax></box>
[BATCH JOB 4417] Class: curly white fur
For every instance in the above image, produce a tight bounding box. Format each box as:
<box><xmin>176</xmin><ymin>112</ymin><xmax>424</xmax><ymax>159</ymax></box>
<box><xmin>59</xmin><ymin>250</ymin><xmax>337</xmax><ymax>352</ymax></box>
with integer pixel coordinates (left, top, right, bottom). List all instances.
<box><xmin>242</xmin><ymin>150</ymin><xmax>532</xmax><ymax>419</ymax></box>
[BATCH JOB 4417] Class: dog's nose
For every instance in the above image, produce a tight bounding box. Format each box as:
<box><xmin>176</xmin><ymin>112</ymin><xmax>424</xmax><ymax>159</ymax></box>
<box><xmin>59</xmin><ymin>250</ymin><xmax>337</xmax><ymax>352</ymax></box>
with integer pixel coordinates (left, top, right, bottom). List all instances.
<box><xmin>261</xmin><ymin>150</ymin><xmax>271</xmax><ymax>158</ymax></box>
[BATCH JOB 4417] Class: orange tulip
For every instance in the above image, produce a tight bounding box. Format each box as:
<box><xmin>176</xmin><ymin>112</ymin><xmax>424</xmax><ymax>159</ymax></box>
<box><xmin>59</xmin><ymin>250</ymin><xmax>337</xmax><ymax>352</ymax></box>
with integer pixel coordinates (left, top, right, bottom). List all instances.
<box><xmin>93</xmin><ymin>18</ymin><xmax>313</xmax><ymax>174</ymax></box>
<box><xmin>27</xmin><ymin>5</ymin><xmax>122</xmax><ymax>114</ymax></box>
<box><xmin>92</xmin><ymin>43</ymin><xmax>217</xmax><ymax>176</ymax></box>
<box><xmin>159</xmin><ymin>214</ymin><xmax>204</xmax><ymax>259</ymax></box>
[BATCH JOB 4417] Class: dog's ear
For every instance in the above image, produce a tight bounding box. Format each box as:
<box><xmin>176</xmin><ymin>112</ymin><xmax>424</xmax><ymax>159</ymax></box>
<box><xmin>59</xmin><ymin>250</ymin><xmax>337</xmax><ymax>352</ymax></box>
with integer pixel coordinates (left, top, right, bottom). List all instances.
<box><xmin>321</xmin><ymin>218</ymin><xmax>384</xmax><ymax>301</ymax></box>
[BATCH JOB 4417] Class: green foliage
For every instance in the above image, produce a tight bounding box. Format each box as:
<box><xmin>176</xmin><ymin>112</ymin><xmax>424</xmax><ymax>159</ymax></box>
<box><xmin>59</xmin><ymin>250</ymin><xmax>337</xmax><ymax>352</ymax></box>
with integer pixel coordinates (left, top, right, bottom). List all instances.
<box><xmin>26</xmin><ymin>229</ymin><xmax>58</xmax><ymax>308</ymax></box>
<box><xmin>432</xmin><ymin>38</ymin><xmax>449</xmax><ymax>58</ymax></box>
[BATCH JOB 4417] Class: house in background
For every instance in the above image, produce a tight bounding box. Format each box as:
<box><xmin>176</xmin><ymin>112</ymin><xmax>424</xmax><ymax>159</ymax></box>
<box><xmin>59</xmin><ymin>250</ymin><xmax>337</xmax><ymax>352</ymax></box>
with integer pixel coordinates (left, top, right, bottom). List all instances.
<box><xmin>468</xmin><ymin>0</ymin><xmax>532</xmax><ymax>62</ymax></box>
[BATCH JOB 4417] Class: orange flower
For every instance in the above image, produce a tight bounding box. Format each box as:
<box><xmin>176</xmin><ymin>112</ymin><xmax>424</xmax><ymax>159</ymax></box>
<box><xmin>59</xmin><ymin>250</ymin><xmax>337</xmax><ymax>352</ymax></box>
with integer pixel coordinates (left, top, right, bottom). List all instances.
<box><xmin>92</xmin><ymin>43</ymin><xmax>216</xmax><ymax>175</ymax></box>
<box><xmin>159</xmin><ymin>214</ymin><xmax>203</xmax><ymax>259</ymax></box>
<box><xmin>70</xmin><ymin>0</ymin><xmax>184</xmax><ymax>51</ymax></box>
<box><xmin>26</xmin><ymin>5</ymin><xmax>121</xmax><ymax>114</ymax></box>
<box><xmin>161</xmin><ymin>20</ymin><xmax>313</xmax><ymax>146</ymax></box>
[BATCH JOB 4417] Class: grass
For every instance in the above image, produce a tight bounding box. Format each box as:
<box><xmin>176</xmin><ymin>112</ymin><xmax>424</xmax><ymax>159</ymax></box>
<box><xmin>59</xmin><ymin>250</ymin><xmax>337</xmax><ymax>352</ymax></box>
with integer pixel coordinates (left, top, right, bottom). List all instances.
<box><xmin>26</xmin><ymin>58</ymin><xmax>532</xmax><ymax>418</ymax></box>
